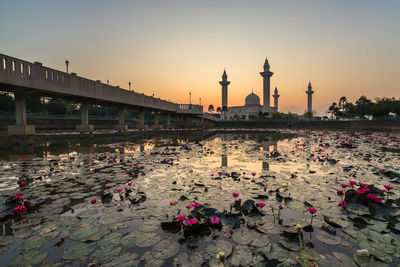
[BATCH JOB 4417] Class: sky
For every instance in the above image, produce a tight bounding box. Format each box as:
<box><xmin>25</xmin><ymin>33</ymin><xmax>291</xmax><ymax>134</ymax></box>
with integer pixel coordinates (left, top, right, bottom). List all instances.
<box><xmin>1</xmin><ymin>0</ymin><xmax>399</xmax><ymax>115</ymax></box>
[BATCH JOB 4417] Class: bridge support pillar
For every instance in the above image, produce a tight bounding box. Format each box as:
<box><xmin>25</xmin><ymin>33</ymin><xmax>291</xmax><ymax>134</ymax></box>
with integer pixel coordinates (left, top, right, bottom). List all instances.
<box><xmin>8</xmin><ymin>92</ymin><xmax>35</xmax><ymax>145</ymax></box>
<box><xmin>153</xmin><ymin>112</ymin><xmax>160</xmax><ymax>130</ymax></box>
<box><xmin>138</xmin><ymin>109</ymin><xmax>146</xmax><ymax>130</ymax></box>
<box><xmin>167</xmin><ymin>113</ymin><xmax>172</xmax><ymax>129</ymax></box>
<box><xmin>115</xmin><ymin>106</ymin><xmax>128</xmax><ymax>133</ymax></box>
<box><xmin>76</xmin><ymin>102</ymin><xmax>94</xmax><ymax>134</ymax></box>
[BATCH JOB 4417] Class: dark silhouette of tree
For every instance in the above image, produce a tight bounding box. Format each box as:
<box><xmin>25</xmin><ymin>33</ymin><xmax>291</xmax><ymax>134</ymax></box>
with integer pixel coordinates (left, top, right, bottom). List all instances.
<box><xmin>208</xmin><ymin>104</ymin><xmax>214</xmax><ymax>113</ymax></box>
<box><xmin>0</xmin><ymin>92</ymin><xmax>14</xmax><ymax>113</ymax></box>
<box><xmin>216</xmin><ymin>107</ymin><xmax>222</xmax><ymax>113</ymax></box>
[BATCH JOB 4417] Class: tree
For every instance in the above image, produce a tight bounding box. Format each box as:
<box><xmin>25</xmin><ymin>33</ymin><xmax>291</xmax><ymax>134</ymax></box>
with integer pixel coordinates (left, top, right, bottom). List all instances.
<box><xmin>47</xmin><ymin>99</ymin><xmax>67</xmax><ymax>115</ymax></box>
<box><xmin>208</xmin><ymin>104</ymin><xmax>214</xmax><ymax>113</ymax></box>
<box><xmin>222</xmin><ymin>106</ymin><xmax>228</xmax><ymax>112</ymax></box>
<box><xmin>0</xmin><ymin>92</ymin><xmax>14</xmax><ymax>113</ymax></box>
<box><xmin>241</xmin><ymin>115</ymin><xmax>247</xmax><ymax>120</ymax></box>
<box><xmin>216</xmin><ymin>107</ymin><xmax>222</xmax><ymax>113</ymax></box>
<box><xmin>26</xmin><ymin>96</ymin><xmax>43</xmax><ymax>114</ymax></box>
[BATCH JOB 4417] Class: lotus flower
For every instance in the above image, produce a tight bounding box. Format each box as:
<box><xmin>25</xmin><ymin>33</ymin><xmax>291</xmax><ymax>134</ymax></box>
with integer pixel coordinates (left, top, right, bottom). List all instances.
<box><xmin>218</xmin><ymin>172</ymin><xmax>222</xmax><ymax>176</ymax></box>
<box><xmin>257</xmin><ymin>202</ymin><xmax>265</xmax><ymax>208</ymax></box>
<box><xmin>15</xmin><ymin>193</ymin><xmax>23</xmax><ymax>199</ymax></box>
<box><xmin>384</xmin><ymin>185</ymin><xmax>394</xmax><ymax>190</ymax></box>
<box><xmin>279</xmin><ymin>204</ymin><xmax>283</xmax><ymax>210</ymax></box>
<box><xmin>340</xmin><ymin>184</ymin><xmax>349</xmax><ymax>188</ymax></box>
<box><xmin>339</xmin><ymin>201</ymin><xmax>347</xmax><ymax>208</ymax></box>
<box><xmin>124</xmin><ymin>187</ymin><xmax>129</xmax><ymax>191</ymax></box>
<box><xmin>232</xmin><ymin>193</ymin><xmax>239</xmax><ymax>198</ymax></box>
<box><xmin>14</xmin><ymin>205</ymin><xmax>27</xmax><ymax>214</ymax></box>
<box><xmin>356</xmin><ymin>189</ymin><xmax>366</xmax><ymax>195</ymax></box>
<box><xmin>127</xmin><ymin>182</ymin><xmax>132</xmax><ymax>186</ymax></box>
<box><xmin>105</xmin><ymin>185</ymin><xmax>112</xmax><ymax>189</ymax></box>
<box><xmin>359</xmin><ymin>183</ymin><xmax>367</xmax><ymax>187</ymax></box>
<box><xmin>191</xmin><ymin>202</ymin><xmax>201</xmax><ymax>207</ymax></box>
<box><xmin>337</xmin><ymin>189</ymin><xmax>343</xmax><ymax>195</ymax></box>
<box><xmin>251</xmin><ymin>172</ymin><xmax>256</xmax><ymax>176</ymax></box>
<box><xmin>307</xmin><ymin>207</ymin><xmax>317</xmax><ymax>214</ymax></box>
<box><xmin>367</xmin><ymin>193</ymin><xmax>378</xmax><ymax>200</ymax></box>
<box><xmin>242</xmin><ymin>172</ymin><xmax>246</xmax><ymax>175</ymax></box>
<box><xmin>186</xmin><ymin>219</ymin><xmax>198</xmax><ymax>225</ymax></box>
<box><xmin>19</xmin><ymin>181</ymin><xmax>28</xmax><ymax>187</ymax></box>
<box><xmin>176</xmin><ymin>215</ymin><xmax>186</xmax><ymax>222</ymax></box>
<box><xmin>90</xmin><ymin>199</ymin><xmax>97</xmax><ymax>204</ymax></box>
<box><xmin>210</xmin><ymin>216</ymin><xmax>220</xmax><ymax>225</ymax></box>
<box><xmin>375</xmin><ymin>198</ymin><xmax>383</xmax><ymax>204</ymax></box>
<box><xmin>115</xmin><ymin>189</ymin><xmax>122</xmax><ymax>193</ymax></box>
<box><xmin>307</xmin><ymin>207</ymin><xmax>317</xmax><ymax>225</ymax></box>
<box><xmin>186</xmin><ymin>205</ymin><xmax>192</xmax><ymax>209</ymax></box>
<box><xmin>379</xmin><ymin>169</ymin><xmax>385</xmax><ymax>173</ymax></box>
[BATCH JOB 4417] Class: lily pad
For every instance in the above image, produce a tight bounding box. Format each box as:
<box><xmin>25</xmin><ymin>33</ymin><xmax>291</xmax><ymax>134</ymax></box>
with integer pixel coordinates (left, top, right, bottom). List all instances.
<box><xmin>151</xmin><ymin>239</ymin><xmax>180</xmax><ymax>259</ymax></box>
<box><xmin>62</xmin><ymin>242</ymin><xmax>96</xmax><ymax>260</ymax></box>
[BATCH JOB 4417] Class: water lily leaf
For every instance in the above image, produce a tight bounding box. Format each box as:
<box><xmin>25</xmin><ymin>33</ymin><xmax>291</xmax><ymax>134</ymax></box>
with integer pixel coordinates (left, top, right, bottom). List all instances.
<box><xmin>62</xmin><ymin>242</ymin><xmax>96</xmax><ymax>260</ymax></box>
<box><xmin>134</xmin><ymin>231</ymin><xmax>161</xmax><ymax>247</ymax></box>
<box><xmin>173</xmin><ymin>252</ymin><xmax>204</xmax><ymax>267</ymax></box>
<box><xmin>69</xmin><ymin>226</ymin><xmax>107</xmax><ymax>241</ymax></box>
<box><xmin>229</xmin><ymin>245</ymin><xmax>252</xmax><ymax>266</ymax></box>
<box><xmin>302</xmin><ymin>248</ymin><xmax>320</xmax><ymax>261</ymax></box>
<box><xmin>215</xmin><ymin>239</ymin><xmax>233</xmax><ymax>256</ymax></box>
<box><xmin>99</xmin><ymin>212</ymin><xmax>120</xmax><ymax>224</ymax></box>
<box><xmin>8</xmin><ymin>249</ymin><xmax>48</xmax><ymax>266</ymax></box>
<box><xmin>139</xmin><ymin>219</ymin><xmax>160</xmax><ymax>232</ymax></box>
<box><xmin>120</xmin><ymin>231</ymin><xmax>137</xmax><ymax>248</ymax></box>
<box><xmin>346</xmin><ymin>203</ymin><xmax>370</xmax><ymax>216</ymax></box>
<box><xmin>267</xmin><ymin>244</ymin><xmax>289</xmax><ymax>262</ymax></box>
<box><xmin>17</xmin><ymin>235</ymin><xmax>52</xmax><ymax>252</ymax></box>
<box><xmin>315</xmin><ymin>230</ymin><xmax>342</xmax><ymax>245</ymax></box>
<box><xmin>141</xmin><ymin>250</ymin><xmax>164</xmax><ymax>267</ymax></box>
<box><xmin>76</xmin><ymin>209</ymin><xmax>98</xmax><ymax>219</ymax></box>
<box><xmin>91</xmin><ymin>246</ymin><xmax>122</xmax><ymax>264</ymax></box>
<box><xmin>105</xmin><ymin>252</ymin><xmax>140</xmax><ymax>267</ymax></box>
<box><xmin>151</xmin><ymin>239</ymin><xmax>180</xmax><ymax>259</ymax></box>
<box><xmin>232</xmin><ymin>229</ymin><xmax>252</xmax><ymax>245</ymax></box>
<box><xmin>98</xmin><ymin>232</ymin><xmax>122</xmax><ymax>248</ymax></box>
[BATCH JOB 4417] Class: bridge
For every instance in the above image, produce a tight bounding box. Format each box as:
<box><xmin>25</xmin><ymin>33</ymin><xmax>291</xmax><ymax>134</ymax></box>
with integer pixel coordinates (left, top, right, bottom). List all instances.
<box><xmin>0</xmin><ymin>53</ymin><xmax>219</xmax><ymax>142</ymax></box>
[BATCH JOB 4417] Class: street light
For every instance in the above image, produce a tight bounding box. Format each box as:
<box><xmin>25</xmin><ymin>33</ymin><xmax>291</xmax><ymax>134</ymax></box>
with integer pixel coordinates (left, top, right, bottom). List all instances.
<box><xmin>189</xmin><ymin>92</ymin><xmax>192</xmax><ymax>109</ymax></box>
<box><xmin>129</xmin><ymin>82</ymin><xmax>131</xmax><ymax>91</ymax></box>
<box><xmin>65</xmin><ymin>60</ymin><xmax>69</xmax><ymax>73</ymax></box>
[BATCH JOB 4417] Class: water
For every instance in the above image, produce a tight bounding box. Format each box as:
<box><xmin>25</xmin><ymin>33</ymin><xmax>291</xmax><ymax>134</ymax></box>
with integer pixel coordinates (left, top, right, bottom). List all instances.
<box><xmin>0</xmin><ymin>129</ymin><xmax>399</xmax><ymax>266</ymax></box>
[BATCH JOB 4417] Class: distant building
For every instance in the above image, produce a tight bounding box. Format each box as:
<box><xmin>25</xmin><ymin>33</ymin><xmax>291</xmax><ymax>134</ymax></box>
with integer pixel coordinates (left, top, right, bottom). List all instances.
<box><xmin>220</xmin><ymin>57</ymin><xmax>279</xmax><ymax>120</ymax></box>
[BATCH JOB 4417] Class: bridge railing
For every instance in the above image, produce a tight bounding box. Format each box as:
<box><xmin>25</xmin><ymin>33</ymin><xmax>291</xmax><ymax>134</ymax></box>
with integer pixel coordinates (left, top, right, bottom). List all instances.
<box><xmin>0</xmin><ymin>53</ymin><xmax>181</xmax><ymax>112</ymax></box>
<box><xmin>177</xmin><ymin>104</ymin><xmax>203</xmax><ymax>114</ymax></box>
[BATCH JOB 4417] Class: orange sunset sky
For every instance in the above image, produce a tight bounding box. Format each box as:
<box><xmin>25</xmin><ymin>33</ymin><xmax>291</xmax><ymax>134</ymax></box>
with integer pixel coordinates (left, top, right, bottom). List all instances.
<box><xmin>1</xmin><ymin>0</ymin><xmax>399</xmax><ymax>115</ymax></box>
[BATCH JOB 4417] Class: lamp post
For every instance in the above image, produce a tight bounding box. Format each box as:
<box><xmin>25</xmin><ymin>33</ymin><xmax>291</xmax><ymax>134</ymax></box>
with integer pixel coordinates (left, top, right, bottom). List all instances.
<box><xmin>65</xmin><ymin>60</ymin><xmax>69</xmax><ymax>73</ymax></box>
<box><xmin>189</xmin><ymin>92</ymin><xmax>192</xmax><ymax>109</ymax></box>
<box><xmin>129</xmin><ymin>82</ymin><xmax>131</xmax><ymax>91</ymax></box>
<box><xmin>199</xmin><ymin>97</ymin><xmax>202</xmax><ymax>105</ymax></box>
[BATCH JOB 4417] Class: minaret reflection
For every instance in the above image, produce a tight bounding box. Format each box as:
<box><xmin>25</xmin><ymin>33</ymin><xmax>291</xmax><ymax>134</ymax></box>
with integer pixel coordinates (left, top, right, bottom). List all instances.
<box><xmin>221</xmin><ymin>134</ymin><xmax>228</xmax><ymax>167</ymax></box>
<box><xmin>261</xmin><ymin>138</ymin><xmax>278</xmax><ymax>171</ymax></box>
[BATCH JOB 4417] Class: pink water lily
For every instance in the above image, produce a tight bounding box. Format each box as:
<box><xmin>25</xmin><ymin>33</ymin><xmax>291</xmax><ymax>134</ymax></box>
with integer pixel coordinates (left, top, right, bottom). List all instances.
<box><xmin>242</xmin><ymin>172</ymin><xmax>246</xmax><ymax>175</ymax></box>
<box><xmin>356</xmin><ymin>189</ymin><xmax>366</xmax><ymax>195</ymax></box>
<box><xmin>218</xmin><ymin>172</ymin><xmax>222</xmax><ymax>175</ymax></box>
<box><xmin>210</xmin><ymin>216</ymin><xmax>220</xmax><ymax>225</ymax></box>
<box><xmin>349</xmin><ymin>180</ymin><xmax>357</xmax><ymax>186</ymax></box>
<box><xmin>186</xmin><ymin>205</ymin><xmax>192</xmax><ymax>209</ymax></box>
<box><xmin>307</xmin><ymin>207</ymin><xmax>317</xmax><ymax>214</ymax></box>
<box><xmin>127</xmin><ymin>182</ymin><xmax>132</xmax><ymax>186</ymax></box>
<box><xmin>359</xmin><ymin>183</ymin><xmax>367</xmax><ymax>187</ymax></box>
<box><xmin>90</xmin><ymin>199</ymin><xmax>97</xmax><ymax>204</ymax></box>
<box><xmin>124</xmin><ymin>187</ymin><xmax>129</xmax><ymax>191</ymax></box>
<box><xmin>279</xmin><ymin>204</ymin><xmax>283</xmax><ymax>210</ymax></box>
<box><xmin>257</xmin><ymin>202</ymin><xmax>265</xmax><ymax>208</ymax></box>
<box><xmin>339</xmin><ymin>201</ymin><xmax>347</xmax><ymax>208</ymax></box>
<box><xmin>191</xmin><ymin>202</ymin><xmax>201</xmax><ymax>207</ymax></box>
<box><xmin>367</xmin><ymin>193</ymin><xmax>378</xmax><ymax>200</ymax></box>
<box><xmin>384</xmin><ymin>185</ymin><xmax>394</xmax><ymax>190</ymax></box>
<box><xmin>14</xmin><ymin>205</ymin><xmax>27</xmax><ymax>214</ymax></box>
<box><xmin>105</xmin><ymin>185</ymin><xmax>112</xmax><ymax>189</ymax></box>
<box><xmin>176</xmin><ymin>215</ymin><xmax>186</xmax><ymax>221</ymax></box>
<box><xmin>115</xmin><ymin>189</ymin><xmax>122</xmax><ymax>193</ymax></box>
<box><xmin>19</xmin><ymin>181</ymin><xmax>28</xmax><ymax>187</ymax></box>
<box><xmin>337</xmin><ymin>190</ymin><xmax>344</xmax><ymax>195</ymax></box>
<box><xmin>186</xmin><ymin>219</ymin><xmax>198</xmax><ymax>225</ymax></box>
<box><xmin>15</xmin><ymin>193</ymin><xmax>23</xmax><ymax>199</ymax></box>
<box><xmin>340</xmin><ymin>184</ymin><xmax>349</xmax><ymax>188</ymax></box>
<box><xmin>379</xmin><ymin>169</ymin><xmax>385</xmax><ymax>173</ymax></box>
<box><xmin>251</xmin><ymin>172</ymin><xmax>256</xmax><ymax>176</ymax></box>
<box><xmin>232</xmin><ymin>192</ymin><xmax>239</xmax><ymax>198</ymax></box>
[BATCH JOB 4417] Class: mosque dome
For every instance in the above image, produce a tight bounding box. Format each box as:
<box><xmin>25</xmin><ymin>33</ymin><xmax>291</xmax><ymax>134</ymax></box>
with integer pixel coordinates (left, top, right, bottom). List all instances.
<box><xmin>245</xmin><ymin>92</ymin><xmax>260</xmax><ymax>106</ymax></box>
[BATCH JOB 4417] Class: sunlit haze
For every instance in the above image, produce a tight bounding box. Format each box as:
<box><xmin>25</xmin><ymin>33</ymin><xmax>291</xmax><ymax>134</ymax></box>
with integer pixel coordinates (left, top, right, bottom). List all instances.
<box><xmin>1</xmin><ymin>0</ymin><xmax>399</xmax><ymax>115</ymax></box>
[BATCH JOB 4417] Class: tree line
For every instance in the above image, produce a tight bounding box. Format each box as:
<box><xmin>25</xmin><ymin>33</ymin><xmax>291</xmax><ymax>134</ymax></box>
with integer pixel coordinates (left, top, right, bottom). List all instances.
<box><xmin>328</xmin><ymin>96</ymin><xmax>400</xmax><ymax>118</ymax></box>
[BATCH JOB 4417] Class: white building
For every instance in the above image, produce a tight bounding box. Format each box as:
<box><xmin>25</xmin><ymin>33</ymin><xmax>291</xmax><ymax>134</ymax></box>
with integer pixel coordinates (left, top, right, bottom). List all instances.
<box><xmin>220</xmin><ymin>57</ymin><xmax>279</xmax><ymax>120</ymax></box>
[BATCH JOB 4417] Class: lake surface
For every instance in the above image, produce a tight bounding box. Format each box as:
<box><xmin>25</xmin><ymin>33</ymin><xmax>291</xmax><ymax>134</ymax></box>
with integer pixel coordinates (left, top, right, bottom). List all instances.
<box><xmin>0</xmin><ymin>130</ymin><xmax>399</xmax><ymax>266</ymax></box>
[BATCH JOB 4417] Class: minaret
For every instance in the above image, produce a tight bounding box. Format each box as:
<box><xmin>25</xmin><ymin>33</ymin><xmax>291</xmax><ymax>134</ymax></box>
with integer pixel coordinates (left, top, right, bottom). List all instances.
<box><xmin>219</xmin><ymin>70</ymin><xmax>230</xmax><ymax>114</ymax></box>
<box><xmin>260</xmin><ymin>57</ymin><xmax>273</xmax><ymax>113</ymax></box>
<box><xmin>273</xmin><ymin>86</ymin><xmax>280</xmax><ymax>112</ymax></box>
<box><xmin>306</xmin><ymin>82</ymin><xmax>314</xmax><ymax>113</ymax></box>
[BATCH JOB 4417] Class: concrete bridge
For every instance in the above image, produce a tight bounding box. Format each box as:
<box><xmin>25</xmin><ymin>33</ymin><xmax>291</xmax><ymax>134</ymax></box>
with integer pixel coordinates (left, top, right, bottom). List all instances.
<box><xmin>0</xmin><ymin>53</ymin><xmax>218</xmax><ymax>142</ymax></box>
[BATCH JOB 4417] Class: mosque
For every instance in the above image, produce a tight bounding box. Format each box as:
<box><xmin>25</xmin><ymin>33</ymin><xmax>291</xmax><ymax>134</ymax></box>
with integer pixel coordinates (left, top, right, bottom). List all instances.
<box><xmin>219</xmin><ymin>57</ymin><xmax>279</xmax><ymax>120</ymax></box>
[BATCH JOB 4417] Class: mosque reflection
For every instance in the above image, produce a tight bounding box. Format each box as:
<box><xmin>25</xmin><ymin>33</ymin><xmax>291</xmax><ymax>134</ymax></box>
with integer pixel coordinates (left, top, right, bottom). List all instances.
<box><xmin>219</xmin><ymin>133</ymin><xmax>278</xmax><ymax>171</ymax></box>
